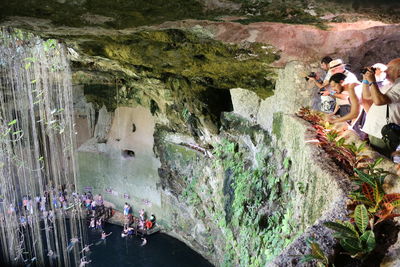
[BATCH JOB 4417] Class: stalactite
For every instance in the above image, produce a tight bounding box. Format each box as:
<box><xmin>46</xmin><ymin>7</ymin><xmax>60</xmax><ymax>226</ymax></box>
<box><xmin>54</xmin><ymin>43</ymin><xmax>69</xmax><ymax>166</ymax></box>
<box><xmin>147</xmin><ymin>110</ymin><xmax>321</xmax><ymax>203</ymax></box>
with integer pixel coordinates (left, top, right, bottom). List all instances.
<box><xmin>0</xmin><ymin>28</ymin><xmax>87</xmax><ymax>266</ymax></box>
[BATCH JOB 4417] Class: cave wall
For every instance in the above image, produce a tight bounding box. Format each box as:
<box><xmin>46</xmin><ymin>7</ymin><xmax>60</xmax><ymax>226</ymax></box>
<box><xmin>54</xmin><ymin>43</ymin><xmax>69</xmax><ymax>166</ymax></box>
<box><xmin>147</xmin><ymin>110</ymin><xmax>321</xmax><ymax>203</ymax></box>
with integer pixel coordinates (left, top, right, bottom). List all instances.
<box><xmin>65</xmin><ymin>26</ymin><xmax>400</xmax><ymax>266</ymax></box>
<box><xmin>76</xmin><ymin>103</ymin><xmax>163</xmax><ymax>216</ymax></box>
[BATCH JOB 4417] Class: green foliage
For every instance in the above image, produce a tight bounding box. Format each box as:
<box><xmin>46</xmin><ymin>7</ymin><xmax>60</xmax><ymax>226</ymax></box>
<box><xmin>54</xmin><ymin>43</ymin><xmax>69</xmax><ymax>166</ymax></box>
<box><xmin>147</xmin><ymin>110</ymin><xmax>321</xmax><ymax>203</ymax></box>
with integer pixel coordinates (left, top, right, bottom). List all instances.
<box><xmin>324</xmin><ymin>205</ymin><xmax>376</xmax><ymax>258</ymax></box>
<box><xmin>43</xmin><ymin>39</ymin><xmax>57</xmax><ymax>51</ymax></box>
<box><xmin>1</xmin><ymin>119</ymin><xmax>24</xmax><ymax>142</ymax></box>
<box><xmin>181</xmin><ymin>177</ymin><xmax>202</xmax><ymax>206</ymax></box>
<box><xmin>349</xmin><ymin>167</ymin><xmax>400</xmax><ymax>225</ymax></box>
<box><xmin>354</xmin><ymin>205</ymin><xmax>369</xmax><ymax>233</ymax></box>
<box><xmin>211</xmin><ymin>138</ymin><xmax>297</xmax><ymax>266</ymax></box>
<box><xmin>301</xmin><ymin>238</ymin><xmax>329</xmax><ymax>266</ymax></box>
<box><xmin>182</xmin><ymin>107</ymin><xmax>191</xmax><ymax>123</ymax></box>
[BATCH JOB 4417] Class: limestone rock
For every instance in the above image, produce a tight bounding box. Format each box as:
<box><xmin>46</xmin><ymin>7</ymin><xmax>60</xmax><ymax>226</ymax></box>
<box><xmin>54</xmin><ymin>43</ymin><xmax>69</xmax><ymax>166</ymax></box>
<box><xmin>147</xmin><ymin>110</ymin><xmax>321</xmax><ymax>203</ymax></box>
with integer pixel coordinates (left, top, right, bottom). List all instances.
<box><xmin>93</xmin><ymin>105</ymin><xmax>112</xmax><ymax>143</ymax></box>
<box><xmin>230</xmin><ymin>88</ymin><xmax>260</xmax><ymax>122</ymax></box>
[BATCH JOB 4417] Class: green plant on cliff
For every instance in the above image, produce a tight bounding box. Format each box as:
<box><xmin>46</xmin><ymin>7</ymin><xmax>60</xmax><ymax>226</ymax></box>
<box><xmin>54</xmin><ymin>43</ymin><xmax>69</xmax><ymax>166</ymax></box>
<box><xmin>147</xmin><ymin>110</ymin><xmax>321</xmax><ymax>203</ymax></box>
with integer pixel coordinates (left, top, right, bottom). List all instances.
<box><xmin>348</xmin><ymin>168</ymin><xmax>400</xmax><ymax>225</ymax></box>
<box><xmin>212</xmin><ymin>138</ymin><xmax>297</xmax><ymax>266</ymax></box>
<box><xmin>301</xmin><ymin>238</ymin><xmax>330</xmax><ymax>267</ymax></box>
<box><xmin>324</xmin><ymin>205</ymin><xmax>375</xmax><ymax>258</ymax></box>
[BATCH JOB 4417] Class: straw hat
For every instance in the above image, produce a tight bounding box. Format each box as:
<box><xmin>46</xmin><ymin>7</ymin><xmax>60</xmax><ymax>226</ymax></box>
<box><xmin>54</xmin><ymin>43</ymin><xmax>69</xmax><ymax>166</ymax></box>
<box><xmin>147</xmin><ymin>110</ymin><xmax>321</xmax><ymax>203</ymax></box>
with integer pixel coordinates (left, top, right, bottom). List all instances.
<box><xmin>329</xmin><ymin>59</ymin><xmax>345</xmax><ymax>69</ymax></box>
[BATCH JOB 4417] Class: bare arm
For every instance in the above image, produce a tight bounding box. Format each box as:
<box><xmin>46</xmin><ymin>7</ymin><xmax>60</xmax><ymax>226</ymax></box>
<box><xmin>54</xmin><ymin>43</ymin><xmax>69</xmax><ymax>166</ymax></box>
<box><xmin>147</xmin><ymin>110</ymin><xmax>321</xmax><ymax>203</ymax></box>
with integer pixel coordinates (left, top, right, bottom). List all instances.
<box><xmin>369</xmin><ymin>82</ymin><xmax>391</xmax><ymax>105</ymax></box>
<box><xmin>361</xmin><ymin>77</ymin><xmax>372</xmax><ymax>100</ymax></box>
<box><xmin>332</xmin><ymin>103</ymin><xmax>339</xmax><ymax>115</ymax></box>
<box><xmin>332</xmin><ymin>86</ymin><xmax>360</xmax><ymax>123</ymax></box>
<box><xmin>365</xmin><ymin>69</ymin><xmax>391</xmax><ymax>105</ymax></box>
<box><xmin>309</xmin><ymin>77</ymin><xmax>328</xmax><ymax>89</ymax></box>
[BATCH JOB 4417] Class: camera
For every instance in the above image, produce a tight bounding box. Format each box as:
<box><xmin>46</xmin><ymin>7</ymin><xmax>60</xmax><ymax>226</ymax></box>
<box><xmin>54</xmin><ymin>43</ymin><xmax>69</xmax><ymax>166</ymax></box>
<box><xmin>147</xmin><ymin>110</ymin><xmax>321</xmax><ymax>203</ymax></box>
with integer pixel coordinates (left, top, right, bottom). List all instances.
<box><xmin>305</xmin><ymin>72</ymin><xmax>317</xmax><ymax>81</ymax></box>
<box><xmin>360</xmin><ymin>67</ymin><xmax>376</xmax><ymax>75</ymax></box>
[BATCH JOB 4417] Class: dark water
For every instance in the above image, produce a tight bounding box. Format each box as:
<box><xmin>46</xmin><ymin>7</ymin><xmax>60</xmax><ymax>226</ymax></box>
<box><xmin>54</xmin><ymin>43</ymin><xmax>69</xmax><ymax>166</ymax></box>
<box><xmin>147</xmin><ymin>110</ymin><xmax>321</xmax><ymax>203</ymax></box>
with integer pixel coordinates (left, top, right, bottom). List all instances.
<box><xmin>87</xmin><ymin>223</ymin><xmax>214</xmax><ymax>267</ymax></box>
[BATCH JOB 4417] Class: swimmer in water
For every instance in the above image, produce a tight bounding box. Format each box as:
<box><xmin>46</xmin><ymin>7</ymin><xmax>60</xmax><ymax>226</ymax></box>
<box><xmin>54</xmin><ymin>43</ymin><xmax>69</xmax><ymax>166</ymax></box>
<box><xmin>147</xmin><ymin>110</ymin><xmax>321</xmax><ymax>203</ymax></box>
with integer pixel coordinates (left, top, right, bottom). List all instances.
<box><xmin>67</xmin><ymin>237</ymin><xmax>79</xmax><ymax>252</ymax></box>
<box><xmin>80</xmin><ymin>244</ymin><xmax>93</xmax><ymax>254</ymax></box>
<box><xmin>47</xmin><ymin>250</ymin><xmax>57</xmax><ymax>259</ymax></box>
<box><xmin>101</xmin><ymin>231</ymin><xmax>112</xmax><ymax>240</ymax></box>
<box><xmin>140</xmin><ymin>238</ymin><xmax>147</xmax><ymax>247</ymax></box>
<box><xmin>79</xmin><ymin>257</ymin><xmax>92</xmax><ymax>267</ymax></box>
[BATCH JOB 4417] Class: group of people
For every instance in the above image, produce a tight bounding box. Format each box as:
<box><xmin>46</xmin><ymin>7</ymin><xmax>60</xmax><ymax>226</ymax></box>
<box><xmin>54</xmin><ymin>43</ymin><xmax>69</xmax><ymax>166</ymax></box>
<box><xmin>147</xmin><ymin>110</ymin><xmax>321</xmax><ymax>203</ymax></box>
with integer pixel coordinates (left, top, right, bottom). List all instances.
<box><xmin>120</xmin><ymin>203</ymin><xmax>156</xmax><ymax>246</ymax></box>
<box><xmin>8</xmin><ymin>184</ymin><xmax>84</xmax><ymax>231</ymax></box>
<box><xmin>308</xmin><ymin>57</ymin><xmax>400</xmax><ymax>160</ymax></box>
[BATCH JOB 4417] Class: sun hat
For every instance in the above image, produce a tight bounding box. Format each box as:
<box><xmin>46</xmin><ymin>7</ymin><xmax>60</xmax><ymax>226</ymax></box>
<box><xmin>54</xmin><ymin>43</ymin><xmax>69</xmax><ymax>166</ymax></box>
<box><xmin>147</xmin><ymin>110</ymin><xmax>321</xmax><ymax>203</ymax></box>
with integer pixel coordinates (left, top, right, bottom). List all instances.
<box><xmin>372</xmin><ymin>63</ymin><xmax>387</xmax><ymax>71</ymax></box>
<box><xmin>329</xmin><ymin>59</ymin><xmax>345</xmax><ymax>69</ymax></box>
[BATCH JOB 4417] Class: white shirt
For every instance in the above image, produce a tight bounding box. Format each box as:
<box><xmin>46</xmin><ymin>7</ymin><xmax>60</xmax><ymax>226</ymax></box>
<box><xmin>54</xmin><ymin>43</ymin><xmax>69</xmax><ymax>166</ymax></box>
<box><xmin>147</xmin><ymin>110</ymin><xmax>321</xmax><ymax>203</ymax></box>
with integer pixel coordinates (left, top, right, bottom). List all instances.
<box><xmin>362</xmin><ymin>78</ymin><xmax>400</xmax><ymax>138</ymax></box>
<box><xmin>343</xmin><ymin>70</ymin><xmax>360</xmax><ymax>86</ymax></box>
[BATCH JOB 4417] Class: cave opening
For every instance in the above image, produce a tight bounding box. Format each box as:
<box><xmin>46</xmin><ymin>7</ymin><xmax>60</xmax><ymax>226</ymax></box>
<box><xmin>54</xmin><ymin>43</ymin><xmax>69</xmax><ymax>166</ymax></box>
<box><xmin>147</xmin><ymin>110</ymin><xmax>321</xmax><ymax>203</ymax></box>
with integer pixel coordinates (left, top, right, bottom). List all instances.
<box><xmin>122</xmin><ymin>149</ymin><xmax>135</xmax><ymax>159</ymax></box>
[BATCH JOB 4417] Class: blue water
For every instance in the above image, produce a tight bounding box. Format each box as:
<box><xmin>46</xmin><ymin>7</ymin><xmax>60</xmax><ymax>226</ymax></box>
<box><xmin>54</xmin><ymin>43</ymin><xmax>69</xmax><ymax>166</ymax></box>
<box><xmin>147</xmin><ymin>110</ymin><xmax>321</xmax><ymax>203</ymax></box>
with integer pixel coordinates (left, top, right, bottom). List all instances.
<box><xmin>87</xmin><ymin>223</ymin><xmax>214</xmax><ymax>267</ymax></box>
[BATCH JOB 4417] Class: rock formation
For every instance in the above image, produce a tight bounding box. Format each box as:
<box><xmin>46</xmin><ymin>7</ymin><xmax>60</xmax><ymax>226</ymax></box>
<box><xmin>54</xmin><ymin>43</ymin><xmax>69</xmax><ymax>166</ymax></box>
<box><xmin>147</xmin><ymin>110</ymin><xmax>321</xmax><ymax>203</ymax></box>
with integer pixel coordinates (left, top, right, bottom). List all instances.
<box><xmin>1</xmin><ymin>0</ymin><xmax>400</xmax><ymax>266</ymax></box>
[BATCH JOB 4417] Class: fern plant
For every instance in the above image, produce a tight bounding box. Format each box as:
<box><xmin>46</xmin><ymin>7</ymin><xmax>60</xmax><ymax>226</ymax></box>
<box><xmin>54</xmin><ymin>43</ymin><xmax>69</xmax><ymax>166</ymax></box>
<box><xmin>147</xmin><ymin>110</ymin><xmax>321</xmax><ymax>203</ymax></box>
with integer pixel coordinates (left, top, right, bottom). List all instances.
<box><xmin>324</xmin><ymin>205</ymin><xmax>375</xmax><ymax>258</ymax></box>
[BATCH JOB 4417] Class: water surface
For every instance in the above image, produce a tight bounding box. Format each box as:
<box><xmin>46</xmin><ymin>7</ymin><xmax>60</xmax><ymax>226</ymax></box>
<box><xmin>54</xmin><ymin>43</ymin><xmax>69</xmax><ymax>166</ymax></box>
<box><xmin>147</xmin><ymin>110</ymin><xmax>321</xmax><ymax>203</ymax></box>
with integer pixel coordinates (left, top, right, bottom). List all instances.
<box><xmin>88</xmin><ymin>223</ymin><xmax>213</xmax><ymax>267</ymax></box>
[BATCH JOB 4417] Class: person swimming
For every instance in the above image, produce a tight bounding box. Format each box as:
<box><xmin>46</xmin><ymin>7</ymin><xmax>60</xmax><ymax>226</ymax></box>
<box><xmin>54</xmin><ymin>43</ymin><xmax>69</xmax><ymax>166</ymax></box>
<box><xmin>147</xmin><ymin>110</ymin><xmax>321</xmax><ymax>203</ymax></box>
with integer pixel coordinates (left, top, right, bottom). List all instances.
<box><xmin>101</xmin><ymin>231</ymin><xmax>112</xmax><ymax>240</ymax></box>
<box><xmin>79</xmin><ymin>257</ymin><xmax>92</xmax><ymax>267</ymax></box>
<box><xmin>67</xmin><ymin>237</ymin><xmax>79</xmax><ymax>252</ymax></box>
<box><xmin>140</xmin><ymin>238</ymin><xmax>147</xmax><ymax>247</ymax></box>
<box><xmin>95</xmin><ymin>231</ymin><xmax>112</xmax><ymax>245</ymax></box>
<box><xmin>80</xmin><ymin>244</ymin><xmax>93</xmax><ymax>254</ymax></box>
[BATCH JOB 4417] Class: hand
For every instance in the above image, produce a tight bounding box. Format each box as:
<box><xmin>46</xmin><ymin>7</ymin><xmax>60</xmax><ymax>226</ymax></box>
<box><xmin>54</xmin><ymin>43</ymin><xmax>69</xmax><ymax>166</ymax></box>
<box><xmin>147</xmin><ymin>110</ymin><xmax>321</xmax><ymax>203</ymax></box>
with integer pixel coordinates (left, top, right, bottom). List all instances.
<box><xmin>327</xmin><ymin>116</ymin><xmax>336</xmax><ymax>123</ymax></box>
<box><xmin>321</xmin><ymin>90</ymin><xmax>330</xmax><ymax>96</ymax></box>
<box><xmin>364</xmin><ymin>68</ymin><xmax>376</xmax><ymax>83</ymax></box>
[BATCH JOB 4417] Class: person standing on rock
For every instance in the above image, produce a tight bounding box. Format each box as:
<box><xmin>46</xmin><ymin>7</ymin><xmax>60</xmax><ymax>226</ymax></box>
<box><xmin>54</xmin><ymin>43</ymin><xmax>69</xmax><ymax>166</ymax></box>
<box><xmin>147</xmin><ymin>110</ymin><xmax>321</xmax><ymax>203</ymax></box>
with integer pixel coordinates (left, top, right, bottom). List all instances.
<box><xmin>362</xmin><ymin>58</ymin><xmax>400</xmax><ymax>159</ymax></box>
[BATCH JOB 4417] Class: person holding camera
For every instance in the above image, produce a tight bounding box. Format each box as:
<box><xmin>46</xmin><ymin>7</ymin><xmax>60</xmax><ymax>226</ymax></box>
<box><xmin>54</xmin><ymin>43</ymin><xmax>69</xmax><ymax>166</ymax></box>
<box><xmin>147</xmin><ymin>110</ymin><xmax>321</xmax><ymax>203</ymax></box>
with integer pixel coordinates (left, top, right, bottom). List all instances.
<box><xmin>362</xmin><ymin>58</ymin><xmax>400</xmax><ymax>158</ymax></box>
<box><xmin>307</xmin><ymin>56</ymin><xmax>336</xmax><ymax>113</ymax></box>
<box><xmin>361</xmin><ymin>63</ymin><xmax>390</xmax><ymax>113</ymax></box>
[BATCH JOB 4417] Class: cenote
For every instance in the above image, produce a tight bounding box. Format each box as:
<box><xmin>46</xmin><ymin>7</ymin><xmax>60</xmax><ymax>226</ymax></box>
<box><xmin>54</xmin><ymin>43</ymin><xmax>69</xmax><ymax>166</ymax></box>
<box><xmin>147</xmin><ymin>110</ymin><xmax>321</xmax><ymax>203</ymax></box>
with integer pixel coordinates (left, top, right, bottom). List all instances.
<box><xmin>87</xmin><ymin>223</ymin><xmax>213</xmax><ymax>267</ymax></box>
<box><xmin>1</xmin><ymin>1</ymin><xmax>400</xmax><ymax>266</ymax></box>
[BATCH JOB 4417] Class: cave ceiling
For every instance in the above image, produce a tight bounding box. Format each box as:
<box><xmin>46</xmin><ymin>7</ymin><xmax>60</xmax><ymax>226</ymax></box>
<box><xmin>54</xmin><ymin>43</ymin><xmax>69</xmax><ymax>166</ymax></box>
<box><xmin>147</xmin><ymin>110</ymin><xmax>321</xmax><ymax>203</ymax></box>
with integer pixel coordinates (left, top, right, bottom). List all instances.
<box><xmin>1</xmin><ymin>0</ymin><xmax>400</xmax><ymax>106</ymax></box>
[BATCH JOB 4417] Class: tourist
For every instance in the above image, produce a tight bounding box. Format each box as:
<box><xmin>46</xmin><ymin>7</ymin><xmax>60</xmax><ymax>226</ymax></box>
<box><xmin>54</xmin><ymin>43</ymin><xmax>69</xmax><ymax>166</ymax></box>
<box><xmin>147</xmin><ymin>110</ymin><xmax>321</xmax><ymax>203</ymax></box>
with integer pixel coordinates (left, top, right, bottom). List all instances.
<box><xmin>79</xmin><ymin>257</ymin><xmax>92</xmax><ymax>267</ymax></box>
<box><xmin>89</xmin><ymin>218</ymin><xmax>95</xmax><ymax>229</ymax></box>
<box><xmin>85</xmin><ymin>197</ymin><xmax>91</xmax><ymax>211</ymax></box>
<box><xmin>327</xmin><ymin>73</ymin><xmax>361</xmax><ymax>124</ymax></box>
<box><xmin>67</xmin><ymin>237</ymin><xmax>79</xmax><ymax>252</ymax></box>
<box><xmin>139</xmin><ymin>209</ymin><xmax>145</xmax><ymax>221</ymax></box>
<box><xmin>140</xmin><ymin>237</ymin><xmax>147</xmax><ymax>246</ymax></box>
<box><xmin>97</xmin><ymin>194</ymin><xmax>104</xmax><ymax>206</ymax></box>
<box><xmin>362</xmin><ymin>58</ymin><xmax>400</xmax><ymax>158</ymax></box>
<box><xmin>101</xmin><ymin>231</ymin><xmax>112</xmax><ymax>240</ymax></box>
<box><xmin>307</xmin><ymin>56</ymin><xmax>336</xmax><ymax>113</ymax></box>
<box><xmin>80</xmin><ymin>244</ymin><xmax>93</xmax><ymax>254</ymax></box>
<box><xmin>123</xmin><ymin>202</ymin><xmax>129</xmax><ymax>217</ymax></box>
<box><xmin>150</xmin><ymin>214</ymin><xmax>156</xmax><ymax>225</ymax></box>
<box><xmin>91</xmin><ymin>200</ymin><xmax>97</xmax><ymax>216</ymax></box>
<box><xmin>145</xmin><ymin>220</ymin><xmax>153</xmax><ymax>230</ymax></box>
<box><xmin>96</xmin><ymin>218</ymin><xmax>103</xmax><ymax>230</ymax></box>
<box><xmin>47</xmin><ymin>249</ymin><xmax>57</xmax><ymax>259</ymax></box>
<box><xmin>138</xmin><ymin>220</ymin><xmax>145</xmax><ymax>230</ymax></box>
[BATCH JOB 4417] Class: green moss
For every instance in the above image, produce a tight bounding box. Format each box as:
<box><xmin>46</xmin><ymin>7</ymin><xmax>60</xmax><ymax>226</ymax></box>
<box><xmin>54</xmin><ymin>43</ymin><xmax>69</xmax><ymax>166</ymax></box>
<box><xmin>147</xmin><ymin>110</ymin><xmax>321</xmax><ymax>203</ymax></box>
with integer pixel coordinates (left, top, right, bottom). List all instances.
<box><xmin>77</xmin><ymin>29</ymin><xmax>279</xmax><ymax>99</ymax></box>
<box><xmin>83</xmin><ymin>84</ymin><xmax>117</xmax><ymax>110</ymax></box>
<box><xmin>0</xmin><ymin>0</ymin><xmax>214</xmax><ymax>29</ymax></box>
<box><xmin>272</xmin><ymin>112</ymin><xmax>283</xmax><ymax>140</ymax></box>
